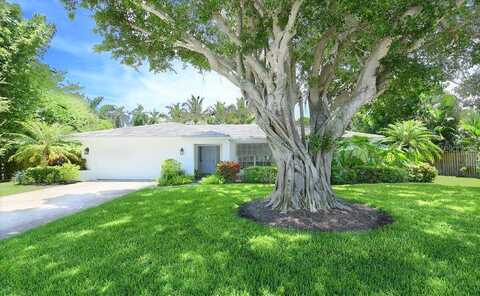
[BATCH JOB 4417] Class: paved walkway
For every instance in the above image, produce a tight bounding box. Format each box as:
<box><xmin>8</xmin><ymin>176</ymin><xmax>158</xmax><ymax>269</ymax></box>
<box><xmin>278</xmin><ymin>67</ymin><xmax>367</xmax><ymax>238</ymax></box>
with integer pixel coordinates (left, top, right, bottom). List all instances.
<box><xmin>0</xmin><ymin>181</ymin><xmax>155</xmax><ymax>239</ymax></box>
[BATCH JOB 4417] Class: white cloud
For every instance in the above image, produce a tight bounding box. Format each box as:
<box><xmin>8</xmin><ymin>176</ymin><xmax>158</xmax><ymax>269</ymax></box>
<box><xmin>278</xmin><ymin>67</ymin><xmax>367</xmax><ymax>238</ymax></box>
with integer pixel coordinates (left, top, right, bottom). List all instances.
<box><xmin>68</xmin><ymin>61</ymin><xmax>241</xmax><ymax>111</ymax></box>
<box><xmin>50</xmin><ymin>37</ymin><xmax>95</xmax><ymax>56</ymax></box>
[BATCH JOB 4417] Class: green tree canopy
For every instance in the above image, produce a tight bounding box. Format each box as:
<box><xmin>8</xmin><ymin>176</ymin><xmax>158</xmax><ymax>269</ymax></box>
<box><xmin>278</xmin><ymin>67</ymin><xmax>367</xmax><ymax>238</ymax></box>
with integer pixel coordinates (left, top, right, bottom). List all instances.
<box><xmin>0</xmin><ymin>0</ymin><xmax>54</xmax><ymax>132</ymax></box>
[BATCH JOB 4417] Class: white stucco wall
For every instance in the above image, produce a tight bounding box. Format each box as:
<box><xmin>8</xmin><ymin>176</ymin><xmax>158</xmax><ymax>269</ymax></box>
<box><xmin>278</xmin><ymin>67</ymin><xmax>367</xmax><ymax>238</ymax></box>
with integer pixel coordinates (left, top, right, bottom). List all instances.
<box><xmin>79</xmin><ymin>137</ymin><xmax>233</xmax><ymax>180</ymax></box>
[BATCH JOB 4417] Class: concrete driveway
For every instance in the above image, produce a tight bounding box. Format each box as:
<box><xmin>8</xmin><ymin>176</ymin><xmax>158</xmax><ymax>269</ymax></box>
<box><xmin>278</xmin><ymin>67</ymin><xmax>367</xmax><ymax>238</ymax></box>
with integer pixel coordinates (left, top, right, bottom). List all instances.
<box><xmin>0</xmin><ymin>181</ymin><xmax>155</xmax><ymax>239</ymax></box>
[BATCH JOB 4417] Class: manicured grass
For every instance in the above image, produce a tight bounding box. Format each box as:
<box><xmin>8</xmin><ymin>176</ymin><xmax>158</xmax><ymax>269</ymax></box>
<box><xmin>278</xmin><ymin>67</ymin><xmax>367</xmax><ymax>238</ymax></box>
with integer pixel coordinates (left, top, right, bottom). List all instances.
<box><xmin>435</xmin><ymin>175</ymin><xmax>480</xmax><ymax>187</ymax></box>
<box><xmin>1</xmin><ymin>182</ymin><xmax>479</xmax><ymax>295</ymax></box>
<box><xmin>0</xmin><ymin>181</ymin><xmax>44</xmax><ymax>197</ymax></box>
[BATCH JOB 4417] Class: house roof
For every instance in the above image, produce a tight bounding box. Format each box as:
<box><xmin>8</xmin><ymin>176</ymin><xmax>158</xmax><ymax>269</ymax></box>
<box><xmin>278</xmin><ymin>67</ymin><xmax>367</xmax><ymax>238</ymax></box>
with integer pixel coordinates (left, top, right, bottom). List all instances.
<box><xmin>73</xmin><ymin>122</ymin><xmax>383</xmax><ymax>141</ymax></box>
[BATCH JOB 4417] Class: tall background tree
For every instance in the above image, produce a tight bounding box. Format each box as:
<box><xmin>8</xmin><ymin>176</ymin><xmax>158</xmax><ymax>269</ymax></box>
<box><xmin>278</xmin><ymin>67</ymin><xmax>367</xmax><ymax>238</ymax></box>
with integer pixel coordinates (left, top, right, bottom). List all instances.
<box><xmin>98</xmin><ymin>104</ymin><xmax>130</xmax><ymax>128</ymax></box>
<box><xmin>182</xmin><ymin>95</ymin><xmax>207</xmax><ymax>123</ymax></box>
<box><xmin>0</xmin><ymin>0</ymin><xmax>53</xmax><ymax>133</ymax></box>
<box><xmin>63</xmin><ymin>0</ymin><xmax>477</xmax><ymax>212</ymax></box>
<box><xmin>131</xmin><ymin>104</ymin><xmax>149</xmax><ymax>126</ymax></box>
<box><xmin>232</xmin><ymin>97</ymin><xmax>255</xmax><ymax>124</ymax></box>
<box><xmin>166</xmin><ymin>103</ymin><xmax>185</xmax><ymax>123</ymax></box>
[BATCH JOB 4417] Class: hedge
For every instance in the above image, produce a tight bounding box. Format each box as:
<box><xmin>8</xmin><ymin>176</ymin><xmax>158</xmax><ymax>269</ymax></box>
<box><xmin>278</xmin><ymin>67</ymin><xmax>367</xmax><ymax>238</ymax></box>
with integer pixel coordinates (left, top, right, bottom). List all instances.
<box><xmin>15</xmin><ymin>163</ymin><xmax>80</xmax><ymax>185</ymax></box>
<box><xmin>332</xmin><ymin>166</ymin><xmax>408</xmax><ymax>185</ymax></box>
<box><xmin>242</xmin><ymin>166</ymin><xmax>277</xmax><ymax>183</ymax></box>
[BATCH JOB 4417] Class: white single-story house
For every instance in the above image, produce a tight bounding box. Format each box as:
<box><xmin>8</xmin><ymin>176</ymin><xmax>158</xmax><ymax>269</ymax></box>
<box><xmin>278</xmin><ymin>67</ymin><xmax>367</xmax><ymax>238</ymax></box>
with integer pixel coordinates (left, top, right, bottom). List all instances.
<box><xmin>74</xmin><ymin>122</ymin><xmax>382</xmax><ymax>180</ymax></box>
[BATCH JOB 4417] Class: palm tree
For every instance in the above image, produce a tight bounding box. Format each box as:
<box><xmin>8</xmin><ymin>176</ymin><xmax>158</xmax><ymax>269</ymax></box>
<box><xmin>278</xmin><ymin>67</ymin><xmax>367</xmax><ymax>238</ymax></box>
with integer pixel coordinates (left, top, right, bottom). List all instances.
<box><xmin>382</xmin><ymin>120</ymin><xmax>442</xmax><ymax>162</ymax></box>
<box><xmin>166</xmin><ymin>103</ymin><xmax>186</xmax><ymax>122</ymax></box>
<box><xmin>460</xmin><ymin>112</ymin><xmax>480</xmax><ymax>150</ymax></box>
<box><xmin>86</xmin><ymin>96</ymin><xmax>104</xmax><ymax>113</ymax></box>
<box><xmin>417</xmin><ymin>94</ymin><xmax>460</xmax><ymax>147</ymax></box>
<box><xmin>208</xmin><ymin>101</ymin><xmax>230</xmax><ymax>124</ymax></box>
<box><xmin>147</xmin><ymin>109</ymin><xmax>166</xmax><ymax>124</ymax></box>
<box><xmin>183</xmin><ymin>95</ymin><xmax>207</xmax><ymax>123</ymax></box>
<box><xmin>130</xmin><ymin>104</ymin><xmax>148</xmax><ymax>126</ymax></box>
<box><xmin>8</xmin><ymin>121</ymin><xmax>80</xmax><ymax>167</ymax></box>
<box><xmin>99</xmin><ymin>104</ymin><xmax>130</xmax><ymax>127</ymax></box>
<box><xmin>232</xmin><ymin>97</ymin><xmax>254</xmax><ymax>124</ymax></box>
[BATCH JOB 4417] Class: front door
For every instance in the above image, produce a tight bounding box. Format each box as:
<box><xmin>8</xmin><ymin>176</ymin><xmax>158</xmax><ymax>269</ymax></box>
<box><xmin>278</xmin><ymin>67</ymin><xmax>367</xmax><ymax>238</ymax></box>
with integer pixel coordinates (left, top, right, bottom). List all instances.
<box><xmin>198</xmin><ymin>145</ymin><xmax>220</xmax><ymax>175</ymax></box>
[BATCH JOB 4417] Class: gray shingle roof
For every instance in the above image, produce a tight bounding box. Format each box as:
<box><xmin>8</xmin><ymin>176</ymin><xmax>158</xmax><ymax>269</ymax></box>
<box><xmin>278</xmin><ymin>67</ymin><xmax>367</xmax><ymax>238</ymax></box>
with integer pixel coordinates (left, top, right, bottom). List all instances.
<box><xmin>73</xmin><ymin>122</ymin><xmax>383</xmax><ymax>141</ymax></box>
<box><xmin>74</xmin><ymin>123</ymin><xmax>265</xmax><ymax>139</ymax></box>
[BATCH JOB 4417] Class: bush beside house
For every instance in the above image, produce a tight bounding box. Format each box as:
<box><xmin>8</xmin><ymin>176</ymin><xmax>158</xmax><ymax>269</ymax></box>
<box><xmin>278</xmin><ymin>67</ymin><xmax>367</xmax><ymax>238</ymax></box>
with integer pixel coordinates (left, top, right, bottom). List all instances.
<box><xmin>199</xmin><ymin>161</ymin><xmax>240</xmax><ymax>185</ymax></box>
<box><xmin>216</xmin><ymin>161</ymin><xmax>240</xmax><ymax>182</ymax></box>
<box><xmin>158</xmin><ymin>159</ymin><xmax>193</xmax><ymax>186</ymax></box>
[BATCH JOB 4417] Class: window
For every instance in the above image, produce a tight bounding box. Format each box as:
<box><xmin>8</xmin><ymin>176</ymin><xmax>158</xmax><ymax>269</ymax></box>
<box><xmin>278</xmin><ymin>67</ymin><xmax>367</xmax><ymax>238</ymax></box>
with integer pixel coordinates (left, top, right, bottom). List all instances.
<box><xmin>237</xmin><ymin>143</ymin><xmax>273</xmax><ymax>168</ymax></box>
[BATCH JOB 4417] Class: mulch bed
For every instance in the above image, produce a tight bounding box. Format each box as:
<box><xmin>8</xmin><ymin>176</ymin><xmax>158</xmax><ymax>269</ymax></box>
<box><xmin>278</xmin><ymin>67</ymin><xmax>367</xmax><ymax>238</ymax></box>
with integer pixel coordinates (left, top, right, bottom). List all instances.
<box><xmin>238</xmin><ymin>198</ymin><xmax>393</xmax><ymax>232</ymax></box>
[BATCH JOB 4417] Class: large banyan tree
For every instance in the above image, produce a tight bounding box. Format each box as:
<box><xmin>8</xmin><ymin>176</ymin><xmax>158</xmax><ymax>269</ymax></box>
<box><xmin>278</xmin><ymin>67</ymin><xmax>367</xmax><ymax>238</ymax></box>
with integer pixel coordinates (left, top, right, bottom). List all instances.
<box><xmin>64</xmin><ymin>0</ymin><xmax>477</xmax><ymax>212</ymax></box>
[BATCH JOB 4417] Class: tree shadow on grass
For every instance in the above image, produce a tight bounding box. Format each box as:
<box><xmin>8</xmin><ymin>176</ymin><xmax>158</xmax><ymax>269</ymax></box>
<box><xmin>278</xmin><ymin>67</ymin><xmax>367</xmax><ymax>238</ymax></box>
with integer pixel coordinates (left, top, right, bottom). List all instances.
<box><xmin>1</xmin><ymin>184</ymin><xmax>479</xmax><ymax>295</ymax></box>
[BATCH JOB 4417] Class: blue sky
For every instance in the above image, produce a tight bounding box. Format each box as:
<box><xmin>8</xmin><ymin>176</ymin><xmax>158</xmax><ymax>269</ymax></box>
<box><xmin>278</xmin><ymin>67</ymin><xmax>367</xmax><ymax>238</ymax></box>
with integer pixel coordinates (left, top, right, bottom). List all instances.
<box><xmin>10</xmin><ymin>0</ymin><xmax>241</xmax><ymax>111</ymax></box>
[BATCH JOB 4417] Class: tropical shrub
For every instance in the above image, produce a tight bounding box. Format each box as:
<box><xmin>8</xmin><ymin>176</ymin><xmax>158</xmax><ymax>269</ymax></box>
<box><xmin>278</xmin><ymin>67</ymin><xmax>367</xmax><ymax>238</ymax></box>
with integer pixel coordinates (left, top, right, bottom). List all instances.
<box><xmin>334</xmin><ymin>136</ymin><xmax>384</xmax><ymax>169</ymax></box>
<box><xmin>216</xmin><ymin>161</ymin><xmax>240</xmax><ymax>182</ymax></box>
<box><xmin>242</xmin><ymin>166</ymin><xmax>277</xmax><ymax>184</ymax></box>
<box><xmin>333</xmin><ymin>136</ymin><xmax>411</xmax><ymax>171</ymax></box>
<box><xmin>158</xmin><ymin>159</ymin><xmax>193</xmax><ymax>186</ymax></box>
<box><xmin>7</xmin><ymin>121</ymin><xmax>80</xmax><ymax>167</ymax></box>
<box><xmin>382</xmin><ymin>120</ymin><xmax>442</xmax><ymax>162</ymax></box>
<box><xmin>406</xmin><ymin>163</ymin><xmax>438</xmax><ymax>183</ymax></box>
<box><xmin>199</xmin><ymin>174</ymin><xmax>225</xmax><ymax>185</ymax></box>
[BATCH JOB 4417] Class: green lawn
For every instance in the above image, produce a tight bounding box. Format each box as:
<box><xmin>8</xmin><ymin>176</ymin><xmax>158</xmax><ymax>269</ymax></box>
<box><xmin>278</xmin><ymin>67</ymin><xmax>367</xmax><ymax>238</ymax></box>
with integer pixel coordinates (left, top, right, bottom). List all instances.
<box><xmin>435</xmin><ymin>175</ymin><xmax>480</xmax><ymax>187</ymax></box>
<box><xmin>1</xmin><ymin>182</ymin><xmax>479</xmax><ymax>295</ymax></box>
<box><xmin>0</xmin><ymin>181</ymin><xmax>44</xmax><ymax>197</ymax></box>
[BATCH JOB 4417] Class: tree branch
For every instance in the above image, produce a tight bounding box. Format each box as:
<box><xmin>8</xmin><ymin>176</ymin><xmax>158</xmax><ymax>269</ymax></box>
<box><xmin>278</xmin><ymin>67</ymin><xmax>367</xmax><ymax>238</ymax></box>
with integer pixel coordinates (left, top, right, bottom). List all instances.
<box><xmin>330</xmin><ymin>37</ymin><xmax>393</xmax><ymax>136</ymax></box>
<box><xmin>213</xmin><ymin>13</ymin><xmax>242</xmax><ymax>47</ymax></box>
<box><xmin>139</xmin><ymin>1</ymin><xmax>175</xmax><ymax>24</ymax></box>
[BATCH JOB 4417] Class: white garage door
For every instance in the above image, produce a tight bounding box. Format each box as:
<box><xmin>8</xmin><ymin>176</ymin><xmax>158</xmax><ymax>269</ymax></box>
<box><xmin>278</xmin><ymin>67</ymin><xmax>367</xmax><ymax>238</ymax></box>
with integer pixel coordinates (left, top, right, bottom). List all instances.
<box><xmin>85</xmin><ymin>137</ymin><xmax>188</xmax><ymax>180</ymax></box>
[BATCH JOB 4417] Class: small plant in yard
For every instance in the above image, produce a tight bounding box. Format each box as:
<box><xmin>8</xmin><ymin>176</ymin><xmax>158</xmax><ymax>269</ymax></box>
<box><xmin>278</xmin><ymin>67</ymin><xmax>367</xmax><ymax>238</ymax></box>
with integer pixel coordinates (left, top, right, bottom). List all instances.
<box><xmin>406</xmin><ymin>163</ymin><xmax>438</xmax><ymax>183</ymax></box>
<box><xmin>216</xmin><ymin>161</ymin><xmax>240</xmax><ymax>182</ymax></box>
<box><xmin>58</xmin><ymin>163</ymin><xmax>80</xmax><ymax>183</ymax></box>
<box><xmin>199</xmin><ymin>174</ymin><xmax>225</xmax><ymax>185</ymax></box>
<box><xmin>158</xmin><ymin>175</ymin><xmax>193</xmax><ymax>186</ymax></box>
<box><xmin>158</xmin><ymin>159</ymin><xmax>193</xmax><ymax>186</ymax></box>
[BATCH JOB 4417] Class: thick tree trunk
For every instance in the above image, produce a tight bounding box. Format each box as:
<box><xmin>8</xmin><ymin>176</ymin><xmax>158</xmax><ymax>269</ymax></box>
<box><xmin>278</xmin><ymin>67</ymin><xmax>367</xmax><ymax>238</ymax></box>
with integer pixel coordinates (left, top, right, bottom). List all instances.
<box><xmin>266</xmin><ymin>143</ymin><xmax>345</xmax><ymax>212</ymax></box>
